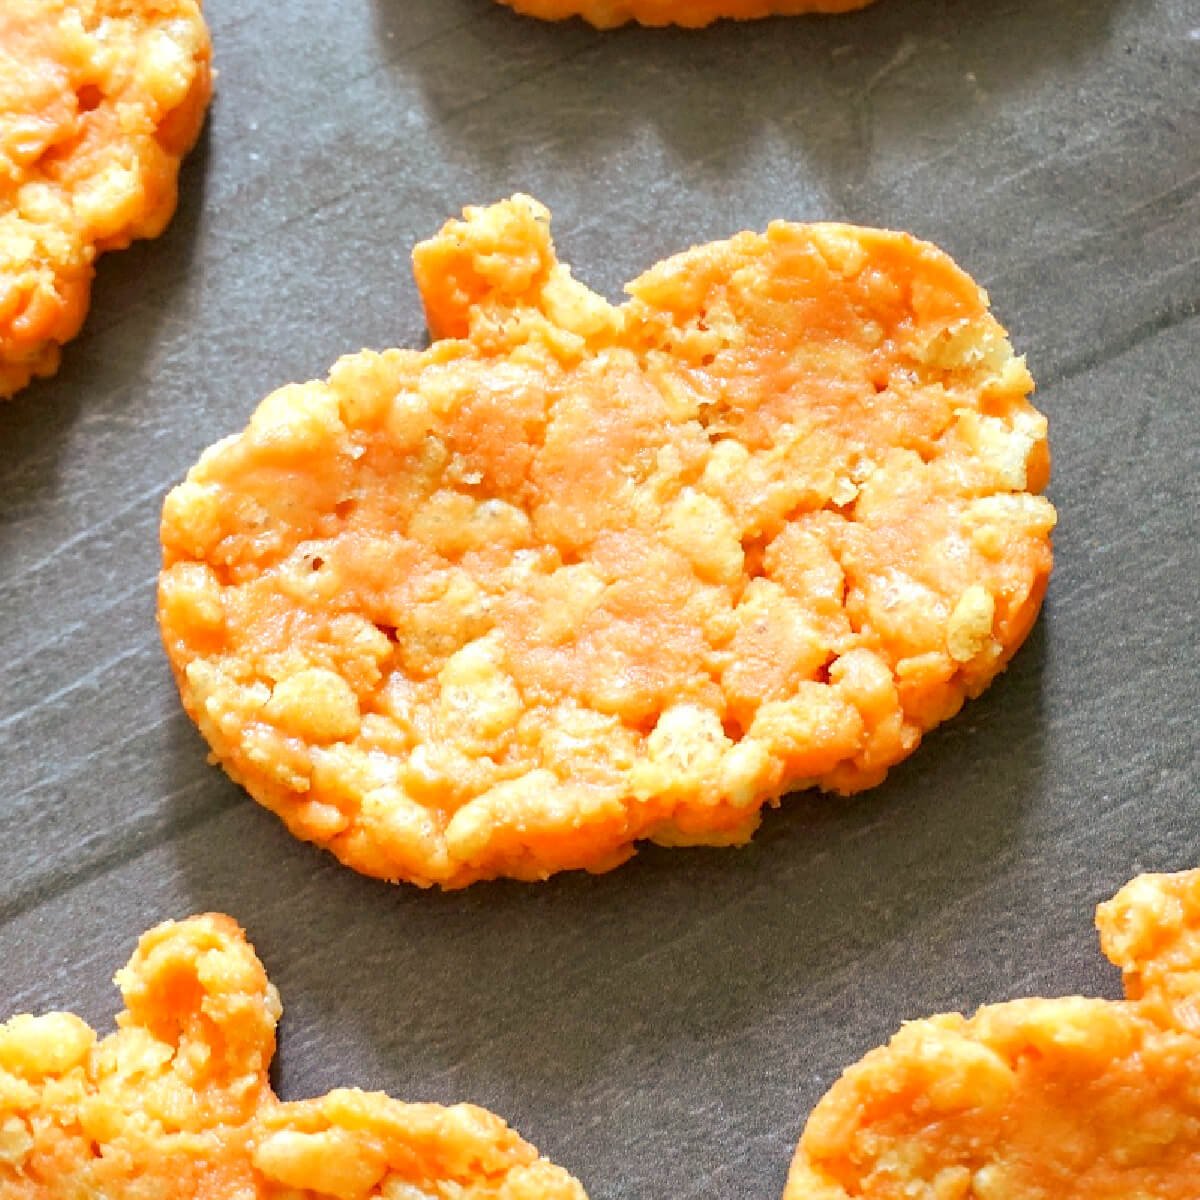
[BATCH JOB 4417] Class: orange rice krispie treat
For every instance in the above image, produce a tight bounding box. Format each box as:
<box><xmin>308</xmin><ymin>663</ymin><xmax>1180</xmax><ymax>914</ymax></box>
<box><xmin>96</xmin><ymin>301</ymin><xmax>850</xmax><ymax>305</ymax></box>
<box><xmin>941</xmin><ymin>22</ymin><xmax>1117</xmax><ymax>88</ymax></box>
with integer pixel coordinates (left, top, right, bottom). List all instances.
<box><xmin>497</xmin><ymin>0</ymin><xmax>873</xmax><ymax>28</ymax></box>
<box><xmin>0</xmin><ymin>0</ymin><xmax>212</xmax><ymax>398</ymax></box>
<box><xmin>0</xmin><ymin>915</ymin><xmax>586</xmax><ymax>1199</ymax></box>
<box><xmin>159</xmin><ymin>195</ymin><xmax>1055</xmax><ymax>888</ymax></box>
<box><xmin>786</xmin><ymin>869</ymin><xmax>1200</xmax><ymax>1200</ymax></box>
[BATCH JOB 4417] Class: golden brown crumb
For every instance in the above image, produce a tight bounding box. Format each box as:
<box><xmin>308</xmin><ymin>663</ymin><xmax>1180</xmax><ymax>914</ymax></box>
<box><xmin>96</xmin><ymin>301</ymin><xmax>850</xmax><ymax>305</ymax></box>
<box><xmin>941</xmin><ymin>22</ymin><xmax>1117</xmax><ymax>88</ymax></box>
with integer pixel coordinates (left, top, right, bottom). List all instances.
<box><xmin>0</xmin><ymin>915</ymin><xmax>586</xmax><ymax>1199</ymax></box>
<box><xmin>159</xmin><ymin>195</ymin><xmax>1055</xmax><ymax>888</ymax></box>
<box><xmin>496</xmin><ymin>0</ymin><xmax>874</xmax><ymax>28</ymax></box>
<box><xmin>786</xmin><ymin>869</ymin><xmax>1200</xmax><ymax>1200</ymax></box>
<box><xmin>0</xmin><ymin>0</ymin><xmax>211</xmax><ymax>398</ymax></box>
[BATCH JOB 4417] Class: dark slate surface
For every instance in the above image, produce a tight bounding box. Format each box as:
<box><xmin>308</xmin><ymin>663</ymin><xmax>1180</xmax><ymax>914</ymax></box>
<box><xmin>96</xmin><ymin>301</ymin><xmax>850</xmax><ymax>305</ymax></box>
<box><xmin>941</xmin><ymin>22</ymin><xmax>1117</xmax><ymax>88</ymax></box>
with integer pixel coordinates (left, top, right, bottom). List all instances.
<box><xmin>1</xmin><ymin>0</ymin><xmax>1198</xmax><ymax>1196</ymax></box>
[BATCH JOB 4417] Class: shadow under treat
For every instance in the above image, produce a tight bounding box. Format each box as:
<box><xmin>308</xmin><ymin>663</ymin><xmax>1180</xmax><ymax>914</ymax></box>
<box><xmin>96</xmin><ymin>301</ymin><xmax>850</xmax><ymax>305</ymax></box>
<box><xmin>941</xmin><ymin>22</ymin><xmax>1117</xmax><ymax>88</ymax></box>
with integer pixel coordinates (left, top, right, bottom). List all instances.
<box><xmin>0</xmin><ymin>124</ymin><xmax>213</xmax><ymax>551</ymax></box>
<box><xmin>159</xmin><ymin>608</ymin><xmax>1048</xmax><ymax>1189</ymax></box>
<box><xmin>374</xmin><ymin>0</ymin><xmax>1131</xmax><ymax>218</ymax></box>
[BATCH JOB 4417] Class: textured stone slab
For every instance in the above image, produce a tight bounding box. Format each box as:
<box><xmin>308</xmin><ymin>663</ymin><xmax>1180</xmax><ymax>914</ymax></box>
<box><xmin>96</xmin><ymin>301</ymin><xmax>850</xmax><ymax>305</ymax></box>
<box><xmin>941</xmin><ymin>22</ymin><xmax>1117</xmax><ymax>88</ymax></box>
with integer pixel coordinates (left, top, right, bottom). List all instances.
<box><xmin>0</xmin><ymin>1</ymin><xmax>1196</xmax><ymax>1196</ymax></box>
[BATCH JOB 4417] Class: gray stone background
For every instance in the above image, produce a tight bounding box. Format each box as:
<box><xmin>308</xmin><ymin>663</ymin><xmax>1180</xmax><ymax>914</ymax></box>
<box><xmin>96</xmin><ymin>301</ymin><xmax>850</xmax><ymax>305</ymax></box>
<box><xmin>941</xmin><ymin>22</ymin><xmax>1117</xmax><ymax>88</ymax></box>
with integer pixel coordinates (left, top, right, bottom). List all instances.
<box><xmin>0</xmin><ymin>0</ymin><xmax>1197</xmax><ymax>1195</ymax></box>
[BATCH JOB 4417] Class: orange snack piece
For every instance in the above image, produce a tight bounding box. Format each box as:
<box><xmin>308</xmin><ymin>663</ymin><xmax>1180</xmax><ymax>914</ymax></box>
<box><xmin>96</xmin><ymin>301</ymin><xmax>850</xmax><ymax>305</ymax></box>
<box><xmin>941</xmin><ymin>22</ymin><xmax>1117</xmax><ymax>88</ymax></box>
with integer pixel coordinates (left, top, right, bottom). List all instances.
<box><xmin>496</xmin><ymin>0</ymin><xmax>874</xmax><ymax>28</ymax></box>
<box><xmin>159</xmin><ymin>195</ymin><xmax>1054</xmax><ymax>888</ymax></box>
<box><xmin>0</xmin><ymin>915</ymin><xmax>586</xmax><ymax>1199</ymax></box>
<box><xmin>0</xmin><ymin>0</ymin><xmax>212</xmax><ymax>398</ymax></box>
<box><xmin>786</xmin><ymin>869</ymin><xmax>1200</xmax><ymax>1200</ymax></box>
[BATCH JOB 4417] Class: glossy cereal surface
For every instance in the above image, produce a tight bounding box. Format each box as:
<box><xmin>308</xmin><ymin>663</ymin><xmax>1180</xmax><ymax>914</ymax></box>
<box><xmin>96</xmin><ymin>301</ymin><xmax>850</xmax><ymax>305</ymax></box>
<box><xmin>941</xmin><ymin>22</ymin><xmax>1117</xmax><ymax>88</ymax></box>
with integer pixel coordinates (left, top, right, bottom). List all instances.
<box><xmin>498</xmin><ymin>0</ymin><xmax>873</xmax><ymax>29</ymax></box>
<box><xmin>160</xmin><ymin>197</ymin><xmax>1053</xmax><ymax>888</ymax></box>
<box><xmin>0</xmin><ymin>0</ymin><xmax>211</xmax><ymax>397</ymax></box>
<box><xmin>0</xmin><ymin>915</ymin><xmax>587</xmax><ymax>1199</ymax></box>
<box><xmin>787</xmin><ymin>870</ymin><xmax>1200</xmax><ymax>1200</ymax></box>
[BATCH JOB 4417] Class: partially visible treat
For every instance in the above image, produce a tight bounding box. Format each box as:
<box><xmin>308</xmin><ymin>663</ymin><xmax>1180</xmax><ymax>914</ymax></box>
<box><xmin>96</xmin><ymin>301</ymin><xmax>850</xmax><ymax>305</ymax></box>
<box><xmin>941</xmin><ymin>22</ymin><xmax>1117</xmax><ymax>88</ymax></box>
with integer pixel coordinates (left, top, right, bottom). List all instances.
<box><xmin>0</xmin><ymin>0</ymin><xmax>212</xmax><ymax>398</ymax></box>
<box><xmin>495</xmin><ymin>0</ymin><xmax>874</xmax><ymax>29</ymax></box>
<box><xmin>786</xmin><ymin>869</ymin><xmax>1200</xmax><ymax>1200</ymax></box>
<box><xmin>160</xmin><ymin>195</ymin><xmax>1054</xmax><ymax>888</ymax></box>
<box><xmin>0</xmin><ymin>915</ymin><xmax>587</xmax><ymax>1199</ymax></box>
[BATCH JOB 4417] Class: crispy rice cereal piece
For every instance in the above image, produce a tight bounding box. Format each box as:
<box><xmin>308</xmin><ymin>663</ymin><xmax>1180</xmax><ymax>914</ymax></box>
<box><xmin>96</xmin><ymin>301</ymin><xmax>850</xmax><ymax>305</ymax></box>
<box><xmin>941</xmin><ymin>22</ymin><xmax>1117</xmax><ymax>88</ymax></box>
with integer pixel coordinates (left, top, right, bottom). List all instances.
<box><xmin>0</xmin><ymin>915</ymin><xmax>586</xmax><ymax>1200</ymax></box>
<box><xmin>496</xmin><ymin>0</ymin><xmax>873</xmax><ymax>28</ymax></box>
<box><xmin>159</xmin><ymin>195</ymin><xmax>1055</xmax><ymax>888</ymax></box>
<box><xmin>785</xmin><ymin>869</ymin><xmax>1200</xmax><ymax>1200</ymax></box>
<box><xmin>0</xmin><ymin>0</ymin><xmax>211</xmax><ymax>398</ymax></box>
